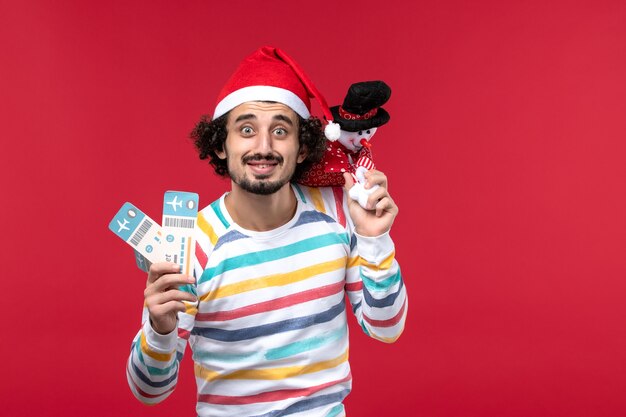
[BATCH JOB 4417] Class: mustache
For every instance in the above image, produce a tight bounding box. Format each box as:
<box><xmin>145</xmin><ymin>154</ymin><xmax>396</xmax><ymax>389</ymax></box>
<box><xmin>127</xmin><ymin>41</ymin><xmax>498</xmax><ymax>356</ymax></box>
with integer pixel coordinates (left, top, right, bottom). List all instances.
<box><xmin>242</xmin><ymin>153</ymin><xmax>284</xmax><ymax>164</ymax></box>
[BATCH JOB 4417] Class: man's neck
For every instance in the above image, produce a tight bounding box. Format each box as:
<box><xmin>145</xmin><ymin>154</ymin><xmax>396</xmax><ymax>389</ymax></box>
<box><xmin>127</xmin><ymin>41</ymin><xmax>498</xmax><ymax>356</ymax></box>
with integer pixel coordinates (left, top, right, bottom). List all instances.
<box><xmin>224</xmin><ymin>182</ymin><xmax>297</xmax><ymax>231</ymax></box>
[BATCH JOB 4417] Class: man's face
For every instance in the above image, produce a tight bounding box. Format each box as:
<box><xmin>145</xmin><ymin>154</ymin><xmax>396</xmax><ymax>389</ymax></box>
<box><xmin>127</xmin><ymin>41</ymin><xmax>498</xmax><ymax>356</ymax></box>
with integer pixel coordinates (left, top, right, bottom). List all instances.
<box><xmin>217</xmin><ymin>102</ymin><xmax>307</xmax><ymax>195</ymax></box>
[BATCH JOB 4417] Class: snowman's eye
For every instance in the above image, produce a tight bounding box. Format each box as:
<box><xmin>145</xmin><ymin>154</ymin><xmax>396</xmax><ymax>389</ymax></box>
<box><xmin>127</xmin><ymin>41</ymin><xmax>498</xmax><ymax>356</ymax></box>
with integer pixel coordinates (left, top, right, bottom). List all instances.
<box><xmin>366</xmin><ymin>130</ymin><xmax>371</xmax><ymax>135</ymax></box>
<box><xmin>358</xmin><ymin>131</ymin><xmax>363</xmax><ymax>136</ymax></box>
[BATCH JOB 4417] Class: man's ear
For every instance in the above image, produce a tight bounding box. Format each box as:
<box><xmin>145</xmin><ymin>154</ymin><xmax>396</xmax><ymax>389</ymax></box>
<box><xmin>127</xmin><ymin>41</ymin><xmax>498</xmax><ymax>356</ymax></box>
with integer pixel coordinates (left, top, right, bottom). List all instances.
<box><xmin>297</xmin><ymin>146</ymin><xmax>308</xmax><ymax>163</ymax></box>
<box><xmin>215</xmin><ymin>145</ymin><xmax>227</xmax><ymax>160</ymax></box>
<box><xmin>215</xmin><ymin>120</ymin><xmax>229</xmax><ymax>160</ymax></box>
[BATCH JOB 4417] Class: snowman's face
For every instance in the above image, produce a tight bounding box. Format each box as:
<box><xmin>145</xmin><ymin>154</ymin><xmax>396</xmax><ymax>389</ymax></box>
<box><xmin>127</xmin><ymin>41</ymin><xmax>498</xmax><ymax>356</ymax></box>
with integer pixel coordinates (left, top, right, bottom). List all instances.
<box><xmin>338</xmin><ymin>127</ymin><xmax>378</xmax><ymax>152</ymax></box>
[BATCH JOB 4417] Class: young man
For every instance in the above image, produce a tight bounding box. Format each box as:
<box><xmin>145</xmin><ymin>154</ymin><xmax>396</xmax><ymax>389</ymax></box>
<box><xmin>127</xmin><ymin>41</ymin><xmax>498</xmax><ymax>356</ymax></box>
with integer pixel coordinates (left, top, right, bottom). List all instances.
<box><xmin>127</xmin><ymin>46</ymin><xmax>407</xmax><ymax>417</ymax></box>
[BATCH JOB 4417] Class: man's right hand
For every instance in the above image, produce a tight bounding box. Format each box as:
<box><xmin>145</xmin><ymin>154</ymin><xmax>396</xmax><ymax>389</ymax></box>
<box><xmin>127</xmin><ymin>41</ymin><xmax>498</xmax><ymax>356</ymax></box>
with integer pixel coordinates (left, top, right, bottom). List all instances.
<box><xmin>145</xmin><ymin>262</ymin><xmax>197</xmax><ymax>335</ymax></box>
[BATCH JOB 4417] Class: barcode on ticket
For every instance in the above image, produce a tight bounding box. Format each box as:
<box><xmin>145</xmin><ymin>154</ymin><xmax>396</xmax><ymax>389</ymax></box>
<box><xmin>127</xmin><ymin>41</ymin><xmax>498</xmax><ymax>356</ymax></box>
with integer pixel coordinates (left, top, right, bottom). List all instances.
<box><xmin>163</xmin><ymin>217</ymin><xmax>195</xmax><ymax>229</ymax></box>
<box><xmin>130</xmin><ymin>218</ymin><xmax>153</xmax><ymax>246</ymax></box>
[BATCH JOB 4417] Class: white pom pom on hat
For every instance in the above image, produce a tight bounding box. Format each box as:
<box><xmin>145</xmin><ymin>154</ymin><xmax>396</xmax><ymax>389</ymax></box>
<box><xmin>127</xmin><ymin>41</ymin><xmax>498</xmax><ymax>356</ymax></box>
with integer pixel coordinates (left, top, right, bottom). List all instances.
<box><xmin>324</xmin><ymin>121</ymin><xmax>341</xmax><ymax>141</ymax></box>
<box><xmin>212</xmin><ymin>46</ymin><xmax>338</xmax><ymax>140</ymax></box>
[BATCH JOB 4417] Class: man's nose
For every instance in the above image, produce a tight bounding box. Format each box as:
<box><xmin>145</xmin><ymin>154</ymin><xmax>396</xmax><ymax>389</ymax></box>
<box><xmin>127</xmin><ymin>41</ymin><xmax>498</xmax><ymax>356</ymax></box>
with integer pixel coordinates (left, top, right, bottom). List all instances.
<box><xmin>256</xmin><ymin>130</ymin><xmax>273</xmax><ymax>153</ymax></box>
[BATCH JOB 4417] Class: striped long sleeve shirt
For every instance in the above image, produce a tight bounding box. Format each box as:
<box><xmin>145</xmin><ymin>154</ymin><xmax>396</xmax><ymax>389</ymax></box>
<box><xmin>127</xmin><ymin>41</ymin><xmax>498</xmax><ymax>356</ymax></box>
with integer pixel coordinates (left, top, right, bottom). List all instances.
<box><xmin>127</xmin><ymin>185</ymin><xmax>408</xmax><ymax>417</ymax></box>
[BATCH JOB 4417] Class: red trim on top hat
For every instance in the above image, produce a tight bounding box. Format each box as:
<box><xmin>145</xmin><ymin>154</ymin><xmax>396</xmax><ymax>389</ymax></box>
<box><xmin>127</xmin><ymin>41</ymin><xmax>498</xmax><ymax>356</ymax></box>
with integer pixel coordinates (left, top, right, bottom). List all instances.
<box><xmin>338</xmin><ymin>106</ymin><xmax>378</xmax><ymax>121</ymax></box>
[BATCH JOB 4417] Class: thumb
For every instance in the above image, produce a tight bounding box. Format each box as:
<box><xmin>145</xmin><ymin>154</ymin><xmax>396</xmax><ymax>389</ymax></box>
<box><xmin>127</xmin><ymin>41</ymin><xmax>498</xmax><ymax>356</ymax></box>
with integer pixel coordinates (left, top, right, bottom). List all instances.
<box><xmin>343</xmin><ymin>172</ymin><xmax>355</xmax><ymax>191</ymax></box>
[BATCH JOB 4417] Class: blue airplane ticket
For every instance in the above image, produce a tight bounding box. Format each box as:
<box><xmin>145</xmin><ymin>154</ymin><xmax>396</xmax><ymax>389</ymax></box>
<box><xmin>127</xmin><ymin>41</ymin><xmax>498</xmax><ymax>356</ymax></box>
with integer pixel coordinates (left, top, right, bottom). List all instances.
<box><xmin>109</xmin><ymin>202</ymin><xmax>164</xmax><ymax>264</ymax></box>
<box><xmin>161</xmin><ymin>191</ymin><xmax>199</xmax><ymax>276</ymax></box>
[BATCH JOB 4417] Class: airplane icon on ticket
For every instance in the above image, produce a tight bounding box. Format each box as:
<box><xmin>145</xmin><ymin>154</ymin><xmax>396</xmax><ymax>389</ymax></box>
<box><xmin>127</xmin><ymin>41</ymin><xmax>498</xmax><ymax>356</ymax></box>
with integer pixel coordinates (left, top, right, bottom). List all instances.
<box><xmin>166</xmin><ymin>195</ymin><xmax>183</xmax><ymax>212</ymax></box>
<box><xmin>117</xmin><ymin>218</ymin><xmax>130</xmax><ymax>232</ymax></box>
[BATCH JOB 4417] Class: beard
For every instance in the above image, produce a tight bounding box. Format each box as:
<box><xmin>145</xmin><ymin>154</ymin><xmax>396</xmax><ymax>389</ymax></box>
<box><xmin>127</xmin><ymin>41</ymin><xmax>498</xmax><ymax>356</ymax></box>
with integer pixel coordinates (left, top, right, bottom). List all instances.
<box><xmin>228</xmin><ymin>153</ymin><xmax>294</xmax><ymax>195</ymax></box>
<box><xmin>235</xmin><ymin>177</ymin><xmax>288</xmax><ymax>195</ymax></box>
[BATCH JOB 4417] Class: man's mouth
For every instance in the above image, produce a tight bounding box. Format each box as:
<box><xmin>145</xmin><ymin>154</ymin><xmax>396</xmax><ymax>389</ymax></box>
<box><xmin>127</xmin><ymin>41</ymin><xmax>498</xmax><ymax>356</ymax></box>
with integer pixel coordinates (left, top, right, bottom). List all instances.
<box><xmin>242</xmin><ymin>154</ymin><xmax>284</xmax><ymax>177</ymax></box>
<box><xmin>248</xmin><ymin>162</ymin><xmax>277</xmax><ymax>168</ymax></box>
<box><xmin>246</xmin><ymin>160</ymin><xmax>279</xmax><ymax>176</ymax></box>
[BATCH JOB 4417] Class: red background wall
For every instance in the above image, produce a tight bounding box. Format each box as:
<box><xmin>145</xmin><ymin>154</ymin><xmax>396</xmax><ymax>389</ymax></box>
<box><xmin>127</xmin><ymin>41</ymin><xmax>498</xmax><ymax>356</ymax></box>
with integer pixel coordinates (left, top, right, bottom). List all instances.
<box><xmin>2</xmin><ymin>1</ymin><xmax>625</xmax><ymax>416</ymax></box>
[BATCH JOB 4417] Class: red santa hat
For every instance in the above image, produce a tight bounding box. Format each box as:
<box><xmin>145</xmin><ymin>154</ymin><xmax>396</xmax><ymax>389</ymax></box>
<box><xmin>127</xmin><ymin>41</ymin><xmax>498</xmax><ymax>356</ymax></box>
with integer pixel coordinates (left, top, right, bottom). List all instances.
<box><xmin>212</xmin><ymin>46</ymin><xmax>340</xmax><ymax>140</ymax></box>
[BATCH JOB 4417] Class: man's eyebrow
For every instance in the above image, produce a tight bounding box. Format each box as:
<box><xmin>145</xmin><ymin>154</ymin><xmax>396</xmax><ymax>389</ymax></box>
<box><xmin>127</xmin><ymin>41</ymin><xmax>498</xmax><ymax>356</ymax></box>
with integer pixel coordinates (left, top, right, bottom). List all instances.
<box><xmin>273</xmin><ymin>114</ymin><xmax>295</xmax><ymax>126</ymax></box>
<box><xmin>234</xmin><ymin>114</ymin><xmax>256</xmax><ymax>123</ymax></box>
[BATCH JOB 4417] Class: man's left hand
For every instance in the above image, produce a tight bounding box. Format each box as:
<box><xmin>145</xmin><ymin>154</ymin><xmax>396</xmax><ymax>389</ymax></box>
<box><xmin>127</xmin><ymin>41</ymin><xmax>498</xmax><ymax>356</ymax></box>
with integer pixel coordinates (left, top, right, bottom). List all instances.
<box><xmin>343</xmin><ymin>170</ymin><xmax>399</xmax><ymax>237</ymax></box>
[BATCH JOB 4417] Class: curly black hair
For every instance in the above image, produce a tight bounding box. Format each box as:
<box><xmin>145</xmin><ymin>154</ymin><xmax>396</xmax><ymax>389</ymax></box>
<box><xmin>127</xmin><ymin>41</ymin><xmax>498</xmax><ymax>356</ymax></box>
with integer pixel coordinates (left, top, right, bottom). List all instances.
<box><xmin>190</xmin><ymin>112</ymin><xmax>327</xmax><ymax>182</ymax></box>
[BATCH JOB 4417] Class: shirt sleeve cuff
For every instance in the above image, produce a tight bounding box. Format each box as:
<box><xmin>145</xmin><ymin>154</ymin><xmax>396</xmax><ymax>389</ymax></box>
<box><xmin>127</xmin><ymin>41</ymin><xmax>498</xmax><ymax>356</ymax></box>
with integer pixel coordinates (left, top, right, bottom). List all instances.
<box><xmin>143</xmin><ymin>319</ymin><xmax>178</xmax><ymax>353</ymax></box>
<box><xmin>355</xmin><ymin>231</ymin><xmax>395</xmax><ymax>264</ymax></box>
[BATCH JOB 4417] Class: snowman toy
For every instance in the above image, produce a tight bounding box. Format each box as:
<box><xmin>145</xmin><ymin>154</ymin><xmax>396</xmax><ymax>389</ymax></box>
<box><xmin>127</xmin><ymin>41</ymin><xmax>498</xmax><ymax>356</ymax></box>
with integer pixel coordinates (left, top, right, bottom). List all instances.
<box><xmin>298</xmin><ymin>80</ymin><xmax>391</xmax><ymax>209</ymax></box>
<box><xmin>342</xmin><ymin>128</ymin><xmax>379</xmax><ymax>209</ymax></box>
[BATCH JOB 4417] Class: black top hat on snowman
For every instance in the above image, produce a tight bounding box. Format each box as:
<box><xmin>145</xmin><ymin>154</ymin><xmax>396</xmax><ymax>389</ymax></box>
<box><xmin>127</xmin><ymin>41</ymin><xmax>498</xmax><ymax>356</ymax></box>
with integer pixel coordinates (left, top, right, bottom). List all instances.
<box><xmin>329</xmin><ymin>80</ymin><xmax>391</xmax><ymax>133</ymax></box>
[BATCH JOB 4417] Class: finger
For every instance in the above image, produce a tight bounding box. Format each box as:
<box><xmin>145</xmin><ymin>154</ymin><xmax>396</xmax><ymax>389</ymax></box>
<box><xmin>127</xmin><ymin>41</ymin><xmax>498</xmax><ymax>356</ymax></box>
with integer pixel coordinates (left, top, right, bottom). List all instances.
<box><xmin>155</xmin><ymin>274</ymin><xmax>195</xmax><ymax>293</ymax></box>
<box><xmin>364</xmin><ymin>170</ymin><xmax>388</xmax><ymax>189</ymax></box>
<box><xmin>150</xmin><ymin>300</ymin><xmax>188</xmax><ymax>317</ymax></box>
<box><xmin>147</xmin><ymin>262</ymin><xmax>181</xmax><ymax>284</ymax></box>
<box><xmin>148</xmin><ymin>289</ymin><xmax>198</xmax><ymax>307</ymax></box>
<box><xmin>374</xmin><ymin>196</ymin><xmax>398</xmax><ymax>217</ymax></box>
<box><xmin>146</xmin><ymin>273</ymin><xmax>195</xmax><ymax>296</ymax></box>
<box><xmin>343</xmin><ymin>172</ymin><xmax>355</xmax><ymax>190</ymax></box>
<box><xmin>364</xmin><ymin>186</ymin><xmax>388</xmax><ymax>210</ymax></box>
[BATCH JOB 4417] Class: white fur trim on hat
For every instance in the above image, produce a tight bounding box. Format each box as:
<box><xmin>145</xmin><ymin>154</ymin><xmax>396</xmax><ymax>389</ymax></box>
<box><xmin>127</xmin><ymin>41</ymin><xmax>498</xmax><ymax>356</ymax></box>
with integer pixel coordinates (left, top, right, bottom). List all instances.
<box><xmin>324</xmin><ymin>121</ymin><xmax>341</xmax><ymax>141</ymax></box>
<box><xmin>213</xmin><ymin>86</ymin><xmax>311</xmax><ymax>120</ymax></box>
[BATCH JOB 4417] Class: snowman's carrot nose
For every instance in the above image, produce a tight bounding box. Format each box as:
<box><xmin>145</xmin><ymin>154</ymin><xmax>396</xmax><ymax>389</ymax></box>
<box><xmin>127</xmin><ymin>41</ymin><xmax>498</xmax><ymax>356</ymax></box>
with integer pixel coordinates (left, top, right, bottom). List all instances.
<box><xmin>360</xmin><ymin>139</ymin><xmax>372</xmax><ymax>149</ymax></box>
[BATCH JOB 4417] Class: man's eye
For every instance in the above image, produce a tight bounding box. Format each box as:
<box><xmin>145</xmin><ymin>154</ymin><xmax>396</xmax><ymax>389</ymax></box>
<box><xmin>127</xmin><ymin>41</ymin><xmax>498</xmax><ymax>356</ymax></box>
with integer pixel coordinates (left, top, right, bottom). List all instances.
<box><xmin>274</xmin><ymin>128</ymin><xmax>287</xmax><ymax>136</ymax></box>
<box><xmin>241</xmin><ymin>126</ymin><xmax>254</xmax><ymax>135</ymax></box>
